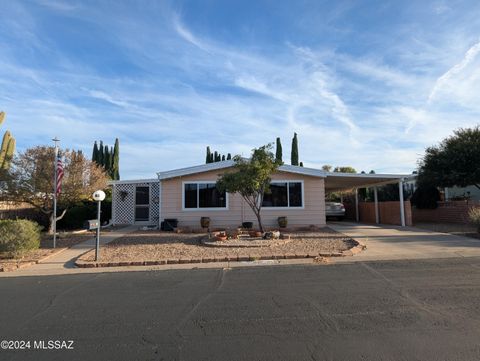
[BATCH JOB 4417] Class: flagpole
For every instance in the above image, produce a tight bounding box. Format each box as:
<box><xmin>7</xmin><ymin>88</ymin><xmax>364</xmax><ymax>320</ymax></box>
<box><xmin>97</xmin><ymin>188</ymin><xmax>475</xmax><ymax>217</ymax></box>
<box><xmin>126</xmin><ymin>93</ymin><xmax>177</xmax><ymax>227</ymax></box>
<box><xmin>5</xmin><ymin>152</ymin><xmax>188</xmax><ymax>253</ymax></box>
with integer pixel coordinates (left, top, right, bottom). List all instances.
<box><xmin>52</xmin><ymin>137</ymin><xmax>60</xmax><ymax>249</ymax></box>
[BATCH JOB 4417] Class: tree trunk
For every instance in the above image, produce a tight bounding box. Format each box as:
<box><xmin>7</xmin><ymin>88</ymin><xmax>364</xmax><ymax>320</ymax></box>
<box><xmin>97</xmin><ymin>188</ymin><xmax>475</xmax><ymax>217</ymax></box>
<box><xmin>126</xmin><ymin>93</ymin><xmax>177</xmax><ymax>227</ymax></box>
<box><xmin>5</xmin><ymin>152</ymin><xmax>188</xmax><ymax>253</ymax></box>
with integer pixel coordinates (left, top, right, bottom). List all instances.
<box><xmin>48</xmin><ymin>208</ymin><xmax>68</xmax><ymax>234</ymax></box>
<box><xmin>254</xmin><ymin>209</ymin><xmax>264</xmax><ymax>233</ymax></box>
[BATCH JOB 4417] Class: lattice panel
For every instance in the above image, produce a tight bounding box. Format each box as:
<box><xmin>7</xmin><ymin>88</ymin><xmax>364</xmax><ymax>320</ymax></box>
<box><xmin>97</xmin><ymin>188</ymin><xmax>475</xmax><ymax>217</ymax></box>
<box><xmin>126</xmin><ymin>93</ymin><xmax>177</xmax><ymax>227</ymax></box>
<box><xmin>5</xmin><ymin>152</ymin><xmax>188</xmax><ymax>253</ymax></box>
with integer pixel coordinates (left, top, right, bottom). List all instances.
<box><xmin>150</xmin><ymin>183</ymin><xmax>159</xmax><ymax>225</ymax></box>
<box><xmin>113</xmin><ymin>181</ymin><xmax>159</xmax><ymax>225</ymax></box>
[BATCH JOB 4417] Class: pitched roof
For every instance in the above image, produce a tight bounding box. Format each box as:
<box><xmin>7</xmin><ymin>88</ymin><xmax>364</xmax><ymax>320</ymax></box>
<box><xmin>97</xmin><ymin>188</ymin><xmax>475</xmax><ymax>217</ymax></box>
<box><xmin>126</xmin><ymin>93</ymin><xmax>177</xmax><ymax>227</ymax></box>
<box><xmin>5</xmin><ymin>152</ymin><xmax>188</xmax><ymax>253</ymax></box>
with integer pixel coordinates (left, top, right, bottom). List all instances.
<box><xmin>157</xmin><ymin>160</ymin><xmax>326</xmax><ymax>180</ymax></box>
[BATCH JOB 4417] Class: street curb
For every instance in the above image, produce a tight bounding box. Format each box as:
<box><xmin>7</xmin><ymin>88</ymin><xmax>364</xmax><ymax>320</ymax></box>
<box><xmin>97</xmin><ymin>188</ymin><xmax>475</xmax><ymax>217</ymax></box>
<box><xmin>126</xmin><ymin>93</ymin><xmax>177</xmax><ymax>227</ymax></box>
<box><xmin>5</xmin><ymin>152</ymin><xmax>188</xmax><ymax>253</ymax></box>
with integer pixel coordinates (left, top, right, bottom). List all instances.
<box><xmin>75</xmin><ymin>239</ymin><xmax>367</xmax><ymax>268</ymax></box>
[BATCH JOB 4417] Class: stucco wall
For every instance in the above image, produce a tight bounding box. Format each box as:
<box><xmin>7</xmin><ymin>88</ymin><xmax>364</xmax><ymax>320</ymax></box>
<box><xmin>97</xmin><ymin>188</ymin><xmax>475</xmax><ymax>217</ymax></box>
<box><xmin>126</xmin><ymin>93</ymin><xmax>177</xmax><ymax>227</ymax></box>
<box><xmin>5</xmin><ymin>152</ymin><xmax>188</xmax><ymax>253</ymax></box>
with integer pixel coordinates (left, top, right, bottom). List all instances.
<box><xmin>160</xmin><ymin>169</ymin><xmax>326</xmax><ymax>230</ymax></box>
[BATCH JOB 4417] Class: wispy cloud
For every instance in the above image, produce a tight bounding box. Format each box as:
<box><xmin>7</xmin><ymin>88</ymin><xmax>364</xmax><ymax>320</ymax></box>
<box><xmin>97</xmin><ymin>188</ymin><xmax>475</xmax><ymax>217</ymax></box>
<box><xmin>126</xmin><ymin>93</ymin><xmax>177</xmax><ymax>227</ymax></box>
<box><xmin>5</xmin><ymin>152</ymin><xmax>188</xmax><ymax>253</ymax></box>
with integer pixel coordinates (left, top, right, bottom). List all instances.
<box><xmin>172</xmin><ymin>13</ymin><xmax>209</xmax><ymax>52</ymax></box>
<box><xmin>36</xmin><ymin>0</ymin><xmax>79</xmax><ymax>12</ymax></box>
<box><xmin>428</xmin><ymin>40</ymin><xmax>480</xmax><ymax>103</ymax></box>
<box><xmin>1</xmin><ymin>1</ymin><xmax>480</xmax><ymax>178</ymax></box>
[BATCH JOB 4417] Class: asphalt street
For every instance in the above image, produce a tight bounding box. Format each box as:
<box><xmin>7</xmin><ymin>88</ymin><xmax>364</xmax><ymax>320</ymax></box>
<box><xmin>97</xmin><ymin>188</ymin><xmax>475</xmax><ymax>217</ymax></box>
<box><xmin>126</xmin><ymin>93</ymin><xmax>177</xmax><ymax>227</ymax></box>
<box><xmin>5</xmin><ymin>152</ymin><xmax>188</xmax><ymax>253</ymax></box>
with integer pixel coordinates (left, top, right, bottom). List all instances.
<box><xmin>1</xmin><ymin>258</ymin><xmax>480</xmax><ymax>361</ymax></box>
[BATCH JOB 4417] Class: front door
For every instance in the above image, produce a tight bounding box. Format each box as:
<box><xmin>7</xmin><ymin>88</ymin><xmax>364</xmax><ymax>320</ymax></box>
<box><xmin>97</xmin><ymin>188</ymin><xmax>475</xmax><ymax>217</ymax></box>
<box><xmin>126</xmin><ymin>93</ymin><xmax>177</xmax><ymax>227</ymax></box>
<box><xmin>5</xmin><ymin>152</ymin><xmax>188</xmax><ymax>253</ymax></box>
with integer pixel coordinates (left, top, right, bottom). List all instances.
<box><xmin>135</xmin><ymin>186</ymin><xmax>150</xmax><ymax>222</ymax></box>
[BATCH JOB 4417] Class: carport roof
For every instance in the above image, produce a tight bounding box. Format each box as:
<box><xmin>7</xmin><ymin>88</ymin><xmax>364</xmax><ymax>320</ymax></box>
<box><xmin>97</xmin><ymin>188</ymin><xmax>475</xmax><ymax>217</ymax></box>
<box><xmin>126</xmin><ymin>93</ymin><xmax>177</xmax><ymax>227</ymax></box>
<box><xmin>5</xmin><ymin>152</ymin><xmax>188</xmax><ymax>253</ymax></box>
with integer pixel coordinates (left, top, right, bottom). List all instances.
<box><xmin>325</xmin><ymin>172</ymin><xmax>414</xmax><ymax>192</ymax></box>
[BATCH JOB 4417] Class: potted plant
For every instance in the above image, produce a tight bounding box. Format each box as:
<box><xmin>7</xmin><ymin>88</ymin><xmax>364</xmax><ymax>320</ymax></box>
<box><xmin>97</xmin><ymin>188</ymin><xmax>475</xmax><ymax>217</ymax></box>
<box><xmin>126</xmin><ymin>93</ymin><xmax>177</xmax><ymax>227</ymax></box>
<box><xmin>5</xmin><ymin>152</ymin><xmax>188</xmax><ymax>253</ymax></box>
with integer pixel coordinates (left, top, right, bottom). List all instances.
<box><xmin>200</xmin><ymin>217</ymin><xmax>210</xmax><ymax>229</ymax></box>
<box><xmin>214</xmin><ymin>231</ymin><xmax>227</xmax><ymax>241</ymax></box>
<box><xmin>278</xmin><ymin>216</ymin><xmax>288</xmax><ymax>228</ymax></box>
<box><xmin>242</xmin><ymin>221</ymin><xmax>253</xmax><ymax>229</ymax></box>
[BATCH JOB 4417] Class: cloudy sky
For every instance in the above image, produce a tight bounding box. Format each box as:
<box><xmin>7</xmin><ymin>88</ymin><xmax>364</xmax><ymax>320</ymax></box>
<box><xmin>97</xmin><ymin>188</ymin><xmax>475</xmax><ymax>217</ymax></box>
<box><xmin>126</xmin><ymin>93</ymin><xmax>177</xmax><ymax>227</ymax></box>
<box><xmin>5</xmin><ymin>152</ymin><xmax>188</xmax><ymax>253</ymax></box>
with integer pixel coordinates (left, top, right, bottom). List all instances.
<box><xmin>1</xmin><ymin>0</ymin><xmax>480</xmax><ymax>178</ymax></box>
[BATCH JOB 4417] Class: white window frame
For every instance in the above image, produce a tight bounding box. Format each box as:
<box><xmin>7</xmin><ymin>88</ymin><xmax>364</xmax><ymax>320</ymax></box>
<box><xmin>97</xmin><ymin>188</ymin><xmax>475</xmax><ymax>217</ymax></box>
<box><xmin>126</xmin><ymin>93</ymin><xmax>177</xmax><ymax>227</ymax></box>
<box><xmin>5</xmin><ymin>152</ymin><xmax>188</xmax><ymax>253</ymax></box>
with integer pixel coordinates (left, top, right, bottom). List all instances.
<box><xmin>182</xmin><ymin>181</ymin><xmax>229</xmax><ymax>211</ymax></box>
<box><xmin>262</xmin><ymin>180</ymin><xmax>305</xmax><ymax>210</ymax></box>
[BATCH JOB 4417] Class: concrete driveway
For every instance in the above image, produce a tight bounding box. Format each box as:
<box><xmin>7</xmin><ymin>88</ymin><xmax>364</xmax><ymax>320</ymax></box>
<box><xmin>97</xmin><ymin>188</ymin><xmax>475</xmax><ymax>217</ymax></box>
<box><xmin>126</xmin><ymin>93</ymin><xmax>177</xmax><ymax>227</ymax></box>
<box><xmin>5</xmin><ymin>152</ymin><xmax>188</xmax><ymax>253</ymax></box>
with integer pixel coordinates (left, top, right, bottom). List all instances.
<box><xmin>329</xmin><ymin>222</ymin><xmax>480</xmax><ymax>262</ymax></box>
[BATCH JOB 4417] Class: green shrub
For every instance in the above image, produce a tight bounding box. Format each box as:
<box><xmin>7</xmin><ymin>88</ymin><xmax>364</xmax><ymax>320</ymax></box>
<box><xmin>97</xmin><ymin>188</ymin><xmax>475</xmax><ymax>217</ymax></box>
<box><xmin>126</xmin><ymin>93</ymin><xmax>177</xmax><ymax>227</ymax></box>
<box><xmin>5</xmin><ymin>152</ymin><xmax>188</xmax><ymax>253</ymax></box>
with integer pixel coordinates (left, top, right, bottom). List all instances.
<box><xmin>410</xmin><ymin>185</ymin><xmax>440</xmax><ymax>209</ymax></box>
<box><xmin>0</xmin><ymin>219</ymin><xmax>42</xmax><ymax>258</ymax></box>
<box><xmin>57</xmin><ymin>200</ymin><xmax>112</xmax><ymax>230</ymax></box>
<box><xmin>468</xmin><ymin>207</ymin><xmax>480</xmax><ymax>233</ymax></box>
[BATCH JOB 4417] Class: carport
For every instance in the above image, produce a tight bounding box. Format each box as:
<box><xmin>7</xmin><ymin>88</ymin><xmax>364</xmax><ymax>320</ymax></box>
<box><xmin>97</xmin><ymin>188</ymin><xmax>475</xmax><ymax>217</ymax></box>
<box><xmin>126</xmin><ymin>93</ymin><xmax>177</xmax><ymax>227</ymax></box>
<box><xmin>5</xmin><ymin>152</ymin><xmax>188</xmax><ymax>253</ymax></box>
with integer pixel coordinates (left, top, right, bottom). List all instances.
<box><xmin>324</xmin><ymin>172</ymin><xmax>414</xmax><ymax>227</ymax></box>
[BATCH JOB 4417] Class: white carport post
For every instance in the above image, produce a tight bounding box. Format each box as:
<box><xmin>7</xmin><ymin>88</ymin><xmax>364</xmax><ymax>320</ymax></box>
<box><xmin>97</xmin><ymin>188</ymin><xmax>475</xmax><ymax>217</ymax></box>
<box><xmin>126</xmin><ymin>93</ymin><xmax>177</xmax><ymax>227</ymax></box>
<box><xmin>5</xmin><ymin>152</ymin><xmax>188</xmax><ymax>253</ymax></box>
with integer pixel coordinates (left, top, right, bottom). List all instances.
<box><xmin>399</xmin><ymin>179</ymin><xmax>406</xmax><ymax>227</ymax></box>
<box><xmin>373</xmin><ymin>186</ymin><xmax>379</xmax><ymax>224</ymax></box>
<box><xmin>355</xmin><ymin>188</ymin><xmax>359</xmax><ymax>222</ymax></box>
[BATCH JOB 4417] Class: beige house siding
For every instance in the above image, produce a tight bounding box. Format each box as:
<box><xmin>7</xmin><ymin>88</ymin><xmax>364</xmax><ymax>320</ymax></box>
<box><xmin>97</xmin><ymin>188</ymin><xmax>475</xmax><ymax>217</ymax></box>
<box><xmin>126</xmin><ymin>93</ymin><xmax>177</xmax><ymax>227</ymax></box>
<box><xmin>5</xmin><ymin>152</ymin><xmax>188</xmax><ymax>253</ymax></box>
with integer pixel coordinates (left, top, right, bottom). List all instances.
<box><xmin>160</xmin><ymin>168</ymin><xmax>326</xmax><ymax>230</ymax></box>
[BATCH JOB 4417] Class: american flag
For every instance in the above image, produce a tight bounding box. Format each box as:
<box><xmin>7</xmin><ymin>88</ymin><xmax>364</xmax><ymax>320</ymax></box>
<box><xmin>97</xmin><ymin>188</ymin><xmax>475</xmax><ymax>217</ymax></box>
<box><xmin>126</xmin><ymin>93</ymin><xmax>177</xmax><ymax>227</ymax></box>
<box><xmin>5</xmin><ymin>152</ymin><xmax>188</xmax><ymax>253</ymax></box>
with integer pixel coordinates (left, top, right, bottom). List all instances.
<box><xmin>56</xmin><ymin>156</ymin><xmax>64</xmax><ymax>197</ymax></box>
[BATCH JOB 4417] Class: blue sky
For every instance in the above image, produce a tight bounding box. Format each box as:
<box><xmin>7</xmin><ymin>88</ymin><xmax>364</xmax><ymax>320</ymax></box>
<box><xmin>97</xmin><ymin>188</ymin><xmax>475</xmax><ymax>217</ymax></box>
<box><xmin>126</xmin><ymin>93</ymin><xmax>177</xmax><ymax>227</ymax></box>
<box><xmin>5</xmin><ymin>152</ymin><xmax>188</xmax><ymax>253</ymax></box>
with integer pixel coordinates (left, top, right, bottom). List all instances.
<box><xmin>1</xmin><ymin>0</ymin><xmax>480</xmax><ymax>178</ymax></box>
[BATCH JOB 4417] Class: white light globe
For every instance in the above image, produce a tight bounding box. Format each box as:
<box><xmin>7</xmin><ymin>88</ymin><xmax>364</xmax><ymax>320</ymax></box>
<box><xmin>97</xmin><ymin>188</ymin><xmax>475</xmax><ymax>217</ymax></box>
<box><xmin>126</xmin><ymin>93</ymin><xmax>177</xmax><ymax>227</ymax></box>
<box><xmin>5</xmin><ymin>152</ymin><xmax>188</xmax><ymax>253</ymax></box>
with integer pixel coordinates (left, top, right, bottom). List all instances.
<box><xmin>92</xmin><ymin>190</ymin><xmax>106</xmax><ymax>201</ymax></box>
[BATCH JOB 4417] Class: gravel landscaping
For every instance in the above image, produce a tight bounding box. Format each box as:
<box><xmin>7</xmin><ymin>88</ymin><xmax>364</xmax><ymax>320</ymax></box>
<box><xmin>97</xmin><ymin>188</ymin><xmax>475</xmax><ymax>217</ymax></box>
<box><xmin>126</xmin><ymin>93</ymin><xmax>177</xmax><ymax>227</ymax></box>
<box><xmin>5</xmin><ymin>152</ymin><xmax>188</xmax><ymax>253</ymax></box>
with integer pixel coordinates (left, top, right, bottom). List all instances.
<box><xmin>78</xmin><ymin>227</ymin><xmax>358</xmax><ymax>264</ymax></box>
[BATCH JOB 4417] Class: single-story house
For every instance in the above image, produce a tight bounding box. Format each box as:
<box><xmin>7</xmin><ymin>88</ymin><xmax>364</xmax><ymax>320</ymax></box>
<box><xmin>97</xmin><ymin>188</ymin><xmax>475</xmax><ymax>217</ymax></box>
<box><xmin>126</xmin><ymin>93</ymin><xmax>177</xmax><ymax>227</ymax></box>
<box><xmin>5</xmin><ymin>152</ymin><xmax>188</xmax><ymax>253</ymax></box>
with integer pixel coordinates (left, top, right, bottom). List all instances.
<box><xmin>111</xmin><ymin>160</ymin><xmax>411</xmax><ymax>230</ymax></box>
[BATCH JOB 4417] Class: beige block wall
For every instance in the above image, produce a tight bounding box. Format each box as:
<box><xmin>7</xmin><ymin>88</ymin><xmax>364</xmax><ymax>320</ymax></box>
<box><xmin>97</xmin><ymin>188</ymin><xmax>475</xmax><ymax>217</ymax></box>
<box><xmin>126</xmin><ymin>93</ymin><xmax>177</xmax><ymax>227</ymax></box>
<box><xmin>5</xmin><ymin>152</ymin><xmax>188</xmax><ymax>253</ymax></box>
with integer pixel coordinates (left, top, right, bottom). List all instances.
<box><xmin>160</xmin><ymin>169</ymin><xmax>326</xmax><ymax>230</ymax></box>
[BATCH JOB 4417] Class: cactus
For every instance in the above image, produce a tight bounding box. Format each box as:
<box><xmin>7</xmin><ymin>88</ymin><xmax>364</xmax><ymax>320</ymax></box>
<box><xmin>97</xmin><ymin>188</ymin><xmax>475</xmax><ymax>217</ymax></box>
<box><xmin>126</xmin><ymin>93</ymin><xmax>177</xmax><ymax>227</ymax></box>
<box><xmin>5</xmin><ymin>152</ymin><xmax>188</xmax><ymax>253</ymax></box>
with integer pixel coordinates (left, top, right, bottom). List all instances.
<box><xmin>0</xmin><ymin>112</ymin><xmax>15</xmax><ymax>170</ymax></box>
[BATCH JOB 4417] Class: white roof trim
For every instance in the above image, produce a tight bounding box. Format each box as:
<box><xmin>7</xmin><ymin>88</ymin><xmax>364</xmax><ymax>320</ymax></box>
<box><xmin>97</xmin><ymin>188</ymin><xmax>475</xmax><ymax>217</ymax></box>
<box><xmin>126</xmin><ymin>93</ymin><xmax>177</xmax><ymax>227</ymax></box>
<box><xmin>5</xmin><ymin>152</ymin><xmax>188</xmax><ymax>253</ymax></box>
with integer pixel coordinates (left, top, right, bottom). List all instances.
<box><xmin>157</xmin><ymin>161</ymin><xmax>327</xmax><ymax>180</ymax></box>
<box><xmin>157</xmin><ymin>160</ymin><xmax>236</xmax><ymax>180</ymax></box>
<box><xmin>278</xmin><ymin>164</ymin><xmax>326</xmax><ymax>178</ymax></box>
<box><xmin>325</xmin><ymin>172</ymin><xmax>412</xmax><ymax>180</ymax></box>
<box><xmin>109</xmin><ymin>178</ymin><xmax>158</xmax><ymax>185</ymax></box>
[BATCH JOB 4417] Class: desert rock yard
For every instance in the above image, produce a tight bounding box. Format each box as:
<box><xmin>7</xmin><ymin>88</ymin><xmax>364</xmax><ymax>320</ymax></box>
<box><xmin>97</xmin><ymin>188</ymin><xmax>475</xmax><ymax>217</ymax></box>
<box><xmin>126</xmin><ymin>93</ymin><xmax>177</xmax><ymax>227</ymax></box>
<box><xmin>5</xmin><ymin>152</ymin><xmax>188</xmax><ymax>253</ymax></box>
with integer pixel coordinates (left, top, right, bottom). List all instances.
<box><xmin>78</xmin><ymin>227</ymin><xmax>359</xmax><ymax>265</ymax></box>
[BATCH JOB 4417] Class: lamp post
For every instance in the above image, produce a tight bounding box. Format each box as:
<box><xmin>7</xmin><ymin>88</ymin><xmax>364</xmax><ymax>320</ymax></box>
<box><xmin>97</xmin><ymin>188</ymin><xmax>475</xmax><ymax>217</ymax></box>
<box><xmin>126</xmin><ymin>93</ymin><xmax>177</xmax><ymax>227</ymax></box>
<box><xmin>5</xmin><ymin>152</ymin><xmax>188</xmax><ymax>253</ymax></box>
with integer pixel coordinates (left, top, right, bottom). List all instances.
<box><xmin>92</xmin><ymin>190</ymin><xmax>106</xmax><ymax>261</ymax></box>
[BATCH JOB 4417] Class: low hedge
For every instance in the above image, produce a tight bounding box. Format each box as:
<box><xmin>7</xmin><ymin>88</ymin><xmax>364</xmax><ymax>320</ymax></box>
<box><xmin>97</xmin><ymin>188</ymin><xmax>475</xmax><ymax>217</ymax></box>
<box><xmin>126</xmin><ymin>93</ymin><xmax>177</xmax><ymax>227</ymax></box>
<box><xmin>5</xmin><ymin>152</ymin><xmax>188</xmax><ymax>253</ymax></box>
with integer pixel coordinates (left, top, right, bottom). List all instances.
<box><xmin>0</xmin><ymin>219</ymin><xmax>42</xmax><ymax>258</ymax></box>
<box><xmin>57</xmin><ymin>201</ymin><xmax>112</xmax><ymax>230</ymax></box>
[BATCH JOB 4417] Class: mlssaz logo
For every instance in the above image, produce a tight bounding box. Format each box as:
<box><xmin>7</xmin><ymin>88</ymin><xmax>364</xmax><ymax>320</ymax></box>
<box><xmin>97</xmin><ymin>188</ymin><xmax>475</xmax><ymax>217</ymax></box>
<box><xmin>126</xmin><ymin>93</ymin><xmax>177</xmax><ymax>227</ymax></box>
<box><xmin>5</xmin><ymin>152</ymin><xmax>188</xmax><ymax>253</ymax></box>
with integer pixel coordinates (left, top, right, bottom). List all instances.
<box><xmin>34</xmin><ymin>340</ymin><xmax>74</xmax><ymax>350</ymax></box>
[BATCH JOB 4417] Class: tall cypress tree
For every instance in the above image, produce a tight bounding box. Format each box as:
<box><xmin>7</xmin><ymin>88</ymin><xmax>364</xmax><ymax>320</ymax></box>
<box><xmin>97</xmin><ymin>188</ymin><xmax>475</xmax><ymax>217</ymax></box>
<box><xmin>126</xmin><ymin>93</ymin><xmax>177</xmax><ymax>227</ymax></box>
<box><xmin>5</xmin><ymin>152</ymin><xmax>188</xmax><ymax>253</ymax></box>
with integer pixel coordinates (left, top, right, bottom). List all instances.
<box><xmin>275</xmin><ymin>137</ymin><xmax>283</xmax><ymax>164</ymax></box>
<box><xmin>209</xmin><ymin>153</ymin><xmax>214</xmax><ymax>163</ymax></box>
<box><xmin>112</xmin><ymin>138</ymin><xmax>120</xmax><ymax>180</ymax></box>
<box><xmin>291</xmin><ymin>132</ymin><xmax>299</xmax><ymax>166</ymax></box>
<box><xmin>214</xmin><ymin>151</ymin><xmax>218</xmax><ymax>162</ymax></box>
<box><xmin>227</xmin><ymin>153</ymin><xmax>231</xmax><ymax>160</ymax></box>
<box><xmin>104</xmin><ymin>146</ymin><xmax>110</xmax><ymax>175</ymax></box>
<box><xmin>222</xmin><ymin>155</ymin><xmax>225</xmax><ymax>161</ymax></box>
<box><xmin>206</xmin><ymin>146</ymin><xmax>212</xmax><ymax>164</ymax></box>
<box><xmin>110</xmin><ymin>146</ymin><xmax>114</xmax><ymax>172</ymax></box>
<box><xmin>99</xmin><ymin>141</ymin><xmax>104</xmax><ymax>166</ymax></box>
<box><xmin>92</xmin><ymin>141</ymin><xmax>99</xmax><ymax>164</ymax></box>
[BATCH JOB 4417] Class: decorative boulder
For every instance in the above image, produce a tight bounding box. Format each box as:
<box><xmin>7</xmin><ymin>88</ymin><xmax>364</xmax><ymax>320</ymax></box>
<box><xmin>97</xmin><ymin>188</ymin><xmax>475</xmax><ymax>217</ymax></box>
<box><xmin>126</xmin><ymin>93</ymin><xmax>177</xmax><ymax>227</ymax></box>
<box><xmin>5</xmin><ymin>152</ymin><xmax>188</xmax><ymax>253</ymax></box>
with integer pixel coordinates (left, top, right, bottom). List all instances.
<box><xmin>263</xmin><ymin>231</ymin><xmax>280</xmax><ymax>240</ymax></box>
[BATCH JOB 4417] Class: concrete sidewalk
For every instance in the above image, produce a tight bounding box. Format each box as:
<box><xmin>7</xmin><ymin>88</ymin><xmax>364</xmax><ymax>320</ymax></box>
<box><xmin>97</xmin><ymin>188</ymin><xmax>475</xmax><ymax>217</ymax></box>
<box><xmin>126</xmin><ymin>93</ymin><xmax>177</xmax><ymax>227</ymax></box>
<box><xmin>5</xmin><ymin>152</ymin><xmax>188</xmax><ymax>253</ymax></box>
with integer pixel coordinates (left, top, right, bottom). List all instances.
<box><xmin>1</xmin><ymin>226</ymin><xmax>138</xmax><ymax>277</ymax></box>
<box><xmin>329</xmin><ymin>222</ymin><xmax>480</xmax><ymax>262</ymax></box>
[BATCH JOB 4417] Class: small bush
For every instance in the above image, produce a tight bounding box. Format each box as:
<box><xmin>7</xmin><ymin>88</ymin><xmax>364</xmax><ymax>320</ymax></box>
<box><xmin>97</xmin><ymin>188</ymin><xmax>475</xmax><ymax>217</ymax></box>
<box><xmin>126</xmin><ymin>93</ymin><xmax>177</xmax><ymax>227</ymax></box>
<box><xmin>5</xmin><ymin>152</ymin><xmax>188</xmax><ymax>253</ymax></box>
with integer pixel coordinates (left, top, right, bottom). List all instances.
<box><xmin>468</xmin><ymin>207</ymin><xmax>480</xmax><ymax>233</ymax></box>
<box><xmin>0</xmin><ymin>219</ymin><xmax>42</xmax><ymax>258</ymax></box>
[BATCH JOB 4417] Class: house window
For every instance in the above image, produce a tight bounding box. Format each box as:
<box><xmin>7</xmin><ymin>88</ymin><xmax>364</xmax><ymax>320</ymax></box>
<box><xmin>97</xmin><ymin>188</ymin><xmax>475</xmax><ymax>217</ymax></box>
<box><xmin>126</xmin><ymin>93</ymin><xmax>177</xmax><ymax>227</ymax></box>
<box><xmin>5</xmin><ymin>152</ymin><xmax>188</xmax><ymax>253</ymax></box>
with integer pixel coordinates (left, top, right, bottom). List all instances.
<box><xmin>184</xmin><ymin>182</ymin><xmax>227</xmax><ymax>209</ymax></box>
<box><xmin>262</xmin><ymin>181</ymin><xmax>303</xmax><ymax>208</ymax></box>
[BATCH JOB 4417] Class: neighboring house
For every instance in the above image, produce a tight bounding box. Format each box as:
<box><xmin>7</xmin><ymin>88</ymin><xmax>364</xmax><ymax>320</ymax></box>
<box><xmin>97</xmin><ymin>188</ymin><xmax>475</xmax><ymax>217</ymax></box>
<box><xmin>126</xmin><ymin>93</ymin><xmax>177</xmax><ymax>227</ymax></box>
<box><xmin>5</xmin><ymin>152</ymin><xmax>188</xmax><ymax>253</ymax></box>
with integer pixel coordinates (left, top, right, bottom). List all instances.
<box><xmin>445</xmin><ymin>185</ymin><xmax>480</xmax><ymax>201</ymax></box>
<box><xmin>111</xmin><ymin>160</ymin><xmax>408</xmax><ymax>229</ymax></box>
